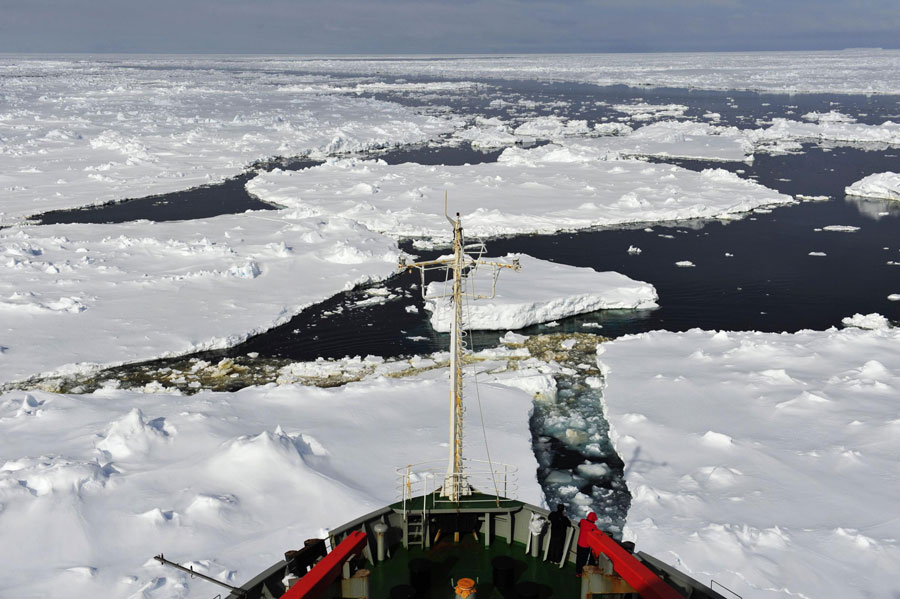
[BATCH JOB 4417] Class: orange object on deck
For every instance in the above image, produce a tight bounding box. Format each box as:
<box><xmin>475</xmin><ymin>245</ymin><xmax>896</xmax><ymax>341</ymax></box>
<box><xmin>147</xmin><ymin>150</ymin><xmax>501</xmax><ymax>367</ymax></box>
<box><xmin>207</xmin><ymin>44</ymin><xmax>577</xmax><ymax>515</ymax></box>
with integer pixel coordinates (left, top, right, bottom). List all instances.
<box><xmin>455</xmin><ymin>577</ymin><xmax>476</xmax><ymax>598</ymax></box>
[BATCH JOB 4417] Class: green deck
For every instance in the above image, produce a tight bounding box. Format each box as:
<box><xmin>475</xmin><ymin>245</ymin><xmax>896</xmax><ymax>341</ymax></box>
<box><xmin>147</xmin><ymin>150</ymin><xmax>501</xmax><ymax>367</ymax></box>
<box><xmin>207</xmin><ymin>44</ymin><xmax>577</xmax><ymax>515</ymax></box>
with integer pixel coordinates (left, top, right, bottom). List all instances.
<box><xmin>389</xmin><ymin>491</ymin><xmax>524</xmax><ymax>514</ymax></box>
<box><xmin>365</xmin><ymin>536</ymin><xmax>581</xmax><ymax>599</ymax></box>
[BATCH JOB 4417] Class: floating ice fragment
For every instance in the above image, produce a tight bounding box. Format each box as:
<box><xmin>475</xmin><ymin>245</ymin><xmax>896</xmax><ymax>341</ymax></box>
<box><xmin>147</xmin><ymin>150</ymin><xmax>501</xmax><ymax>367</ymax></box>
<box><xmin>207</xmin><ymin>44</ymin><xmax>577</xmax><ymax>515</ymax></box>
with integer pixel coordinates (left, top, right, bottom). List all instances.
<box><xmin>845</xmin><ymin>172</ymin><xmax>900</xmax><ymax>201</ymax></box>
<box><xmin>888</xmin><ymin>294</ymin><xmax>900</xmax><ymax>301</ymax></box>
<box><xmin>808</xmin><ymin>251</ymin><xmax>827</xmax><ymax>256</ymax></box>
<box><xmin>627</xmin><ymin>245</ymin><xmax>642</xmax><ymax>255</ymax></box>
<box><xmin>426</xmin><ymin>255</ymin><xmax>656</xmax><ymax>332</ymax></box>
<box><xmin>821</xmin><ymin>225</ymin><xmax>860</xmax><ymax>232</ymax></box>
<box><xmin>841</xmin><ymin>313</ymin><xmax>891</xmax><ymax>330</ymax></box>
<box><xmin>577</xmin><ymin>462</ymin><xmax>611</xmax><ymax>478</ymax></box>
<box><xmin>801</xmin><ymin>110</ymin><xmax>856</xmax><ymax>123</ymax></box>
<box><xmin>675</xmin><ymin>261</ymin><xmax>695</xmax><ymax>268</ymax></box>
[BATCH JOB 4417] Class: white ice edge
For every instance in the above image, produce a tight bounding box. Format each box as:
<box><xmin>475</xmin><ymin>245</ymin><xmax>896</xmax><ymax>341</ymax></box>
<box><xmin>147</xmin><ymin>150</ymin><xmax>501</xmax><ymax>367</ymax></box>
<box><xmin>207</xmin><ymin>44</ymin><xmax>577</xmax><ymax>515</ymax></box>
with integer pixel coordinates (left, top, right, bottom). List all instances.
<box><xmin>845</xmin><ymin>172</ymin><xmax>900</xmax><ymax>201</ymax></box>
<box><xmin>423</xmin><ymin>254</ymin><xmax>658</xmax><ymax>332</ymax></box>
<box><xmin>597</xmin><ymin>324</ymin><xmax>900</xmax><ymax>599</ymax></box>
<box><xmin>0</xmin><ymin>212</ymin><xmax>402</xmax><ymax>384</ymax></box>
<box><xmin>247</xmin><ymin>143</ymin><xmax>794</xmax><ymax>241</ymax></box>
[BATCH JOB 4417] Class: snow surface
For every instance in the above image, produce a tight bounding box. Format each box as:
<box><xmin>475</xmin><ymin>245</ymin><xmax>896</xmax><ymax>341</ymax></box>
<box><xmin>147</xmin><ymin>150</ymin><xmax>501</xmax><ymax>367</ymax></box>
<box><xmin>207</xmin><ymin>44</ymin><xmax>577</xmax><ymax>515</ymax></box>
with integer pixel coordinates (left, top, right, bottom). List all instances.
<box><xmin>291</xmin><ymin>50</ymin><xmax>900</xmax><ymax>95</ymax></box>
<box><xmin>457</xmin><ymin>117</ymin><xmax>900</xmax><ymax>163</ymax></box>
<box><xmin>562</xmin><ymin>121</ymin><xmax>752</xmax><ymax>162</ymax></box>
<box><xmin>0</xmin><ymin>357</ymin><xmax>545</xmax><ymax>599</ymax></box>
<box><xmin>0</xmin><ymin>213</ymin><xmax>401</xmax><ymax>384</ymax></box>
<box><xmin>845</xmin><ymin>172</ymin><xmax>900</xmax><ymax>201</ymax></box>
<box><xmin>0</xmin><ymin>57</ymin><xmax>458</xmax><ymax>224</ymax></box>
<box><xmin>247</xmin><ymin>144</ymin><xmax>792</xmax><ymax>241</ymax></box>
<box><xmin>423</xmin><ymin>254</ymin><xmax>658</xmax><ymax>332</ymax></box>
<box><xmin>746</xmin><ymin>118</ymin><xmax>900</xmax><ymax>151</ymax></box>
<box><xmin>597</xmin><ymin>325</ymin><xmax>900</xmax><ymax>599</ymax></box>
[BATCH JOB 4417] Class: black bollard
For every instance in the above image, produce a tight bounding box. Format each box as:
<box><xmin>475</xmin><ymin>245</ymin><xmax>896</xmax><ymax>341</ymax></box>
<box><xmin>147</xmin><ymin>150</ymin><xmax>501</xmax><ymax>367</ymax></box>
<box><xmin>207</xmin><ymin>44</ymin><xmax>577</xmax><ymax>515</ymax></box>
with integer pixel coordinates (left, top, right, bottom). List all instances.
<box><xmin>391</xmin><ymin>584</ymin><xmax>416</xmax><ymax>599</ymax></box>
<box><xmin>408</xmin><ymin>557</ymin><xmax>431</xmax><ymax>598</ymax></box>
<box><xmin>492</xmin><ymin>555</ymin><xmax>516</xmax><ymax>592</ymax></box>
<box><xmin>514</xmin><ymin>581</ymin><xmax>540</xmax><ymax>599</ymax></box>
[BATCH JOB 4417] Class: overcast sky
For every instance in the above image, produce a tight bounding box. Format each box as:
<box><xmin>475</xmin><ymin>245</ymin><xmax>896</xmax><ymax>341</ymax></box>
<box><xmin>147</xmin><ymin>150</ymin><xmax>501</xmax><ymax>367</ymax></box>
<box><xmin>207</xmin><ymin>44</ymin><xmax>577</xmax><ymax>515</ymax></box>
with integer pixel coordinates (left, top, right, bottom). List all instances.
<box><xmin>2</xmin><ymin>0</ymin><xmax>898</xmax><ymax>54</ymax></box>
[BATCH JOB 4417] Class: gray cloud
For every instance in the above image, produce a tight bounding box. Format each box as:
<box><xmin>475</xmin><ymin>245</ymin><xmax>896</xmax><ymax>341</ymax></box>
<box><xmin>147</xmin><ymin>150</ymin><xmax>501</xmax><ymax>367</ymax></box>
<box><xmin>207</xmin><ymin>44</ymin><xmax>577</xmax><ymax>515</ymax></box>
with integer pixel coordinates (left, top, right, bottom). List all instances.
<box><xmin>0</xmin><ymin>0</ymin><xmax>898</xmax><ymax>53</ymax></box>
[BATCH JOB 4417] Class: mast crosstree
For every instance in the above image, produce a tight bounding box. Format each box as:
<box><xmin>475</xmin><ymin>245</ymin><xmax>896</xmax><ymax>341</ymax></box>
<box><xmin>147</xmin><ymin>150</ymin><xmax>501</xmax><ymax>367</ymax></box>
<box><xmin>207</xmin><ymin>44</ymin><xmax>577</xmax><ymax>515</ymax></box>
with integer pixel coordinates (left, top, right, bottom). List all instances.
<box><xmin>401</xmin><ymin>208</ymin><xmax>519</xmax><ymax>502</ymax></box>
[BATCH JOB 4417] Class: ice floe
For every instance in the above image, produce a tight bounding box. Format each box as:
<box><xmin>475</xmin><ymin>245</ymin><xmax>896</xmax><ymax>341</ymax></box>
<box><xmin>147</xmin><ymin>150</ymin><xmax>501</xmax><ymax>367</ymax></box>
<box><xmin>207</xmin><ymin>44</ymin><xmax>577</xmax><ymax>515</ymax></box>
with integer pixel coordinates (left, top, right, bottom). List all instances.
<box><xmin>0</xmin><ymin>353</ymin><xmax>543</xmax><ymax>599</ymax></box>
<box><xmin>841</xmin><ymin>312</ymin><xmax>891</xmax><ymax>330</ymax></box>
<box><xmin>569</xmin><ymin>121</ymin><xmax>753</xmax><ymax>162</ymax></box>
<box><xmin>0</xmin><ymin>213</ymin><xmax>401</xmax><ymax>384</ymax></box>
<box><xmin>845</xmin><ymin>172</ymin><xmax>900</xmax><ymax>201</ymax></box>
<box><xmin>423</xmin><ymin>254</ymin><xmax>658</xmax><ymax>332</ymax></box>
<box><xmin>0</xmin><ymin>58</ymin><xmax>459</xmax><ymax>224</ymax></box>
<box><xmin>597</xmin><ymin>324</ymin><xmax>900</xmax><ymax>599</ymax></box>
<box><xmin>247</xmin><ymin>144</ymin><xmax>792</xmax><ymax>241</ymax></box>
<box><xmin>291</xmin><ymin>50</ymin><xmax>900</xmax><ymax>95</ymax></box>
<box><xmin>747</xmin><ymin>118</ymin><xmax>900</xmax><ymax>152</ymax></box>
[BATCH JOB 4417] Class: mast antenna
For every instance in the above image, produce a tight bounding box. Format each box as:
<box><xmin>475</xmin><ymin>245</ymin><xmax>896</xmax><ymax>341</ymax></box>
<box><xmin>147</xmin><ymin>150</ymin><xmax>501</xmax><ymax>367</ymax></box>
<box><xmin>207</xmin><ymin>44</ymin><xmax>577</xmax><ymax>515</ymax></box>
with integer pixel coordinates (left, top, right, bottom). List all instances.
<box><xmin>401</xmin><ymin>195</ymin><xmax>519</xmax><ymax>501</ymax></box>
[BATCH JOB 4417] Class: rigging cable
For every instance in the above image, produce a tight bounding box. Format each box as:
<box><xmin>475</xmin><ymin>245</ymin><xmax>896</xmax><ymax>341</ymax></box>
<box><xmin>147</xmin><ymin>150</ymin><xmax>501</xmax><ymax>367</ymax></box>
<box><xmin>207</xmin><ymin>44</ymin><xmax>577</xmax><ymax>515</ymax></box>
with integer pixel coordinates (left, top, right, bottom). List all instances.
<box><xmin>462</xmin><ymin>263</ymin><xmax>502</xmax><ymax>503</ymax></box>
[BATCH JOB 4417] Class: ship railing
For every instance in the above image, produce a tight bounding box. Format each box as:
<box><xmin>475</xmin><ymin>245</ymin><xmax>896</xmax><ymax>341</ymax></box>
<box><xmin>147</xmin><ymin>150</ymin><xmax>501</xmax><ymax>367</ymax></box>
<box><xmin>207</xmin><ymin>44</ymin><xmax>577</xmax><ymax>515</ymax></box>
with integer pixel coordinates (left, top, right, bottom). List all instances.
<box><xmin>396</xmin><ymin>459</ymin><xmax>518</xmax><ymax>519</ymax></box>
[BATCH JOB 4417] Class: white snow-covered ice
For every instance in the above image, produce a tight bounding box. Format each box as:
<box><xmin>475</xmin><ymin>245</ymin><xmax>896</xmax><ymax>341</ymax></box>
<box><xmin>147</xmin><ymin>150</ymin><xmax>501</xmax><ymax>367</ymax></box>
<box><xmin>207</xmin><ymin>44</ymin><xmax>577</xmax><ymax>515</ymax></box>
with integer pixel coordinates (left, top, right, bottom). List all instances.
<box><xmin>746</xmin><ymin>118</ymin><xmax>900</xmax><ymax>152</ymax></box>
<box><xmin>845</xmin><ymin>172</ymin><xmax>900</xmax><ymax>201</ymax></box>
<box><xmin>0</xmin><ymin>213</ymin><xmax>401</xmax><ymax>384</ymax></box>
<box><xmin>0</xmin><ymin>357</ymin><xmax>545</xmax><ymax>599</ymax></box>
<box><xmin>247</xmin><ymin>144</ymin><xmax>792</xmax><ymax>241</ymax></box>
<box><xmin>0</xmin><ymin>57</ymin><xmax>458</xmax><ymax>225</ymax></box>
<box><xmin>588</xmin><ymin>121</ymin><xmax>752</xmax><ymax>162</ymax></box>
<box><xmin>423</xmin><ymin>254</ymin><xmax>658</xmax><ymax>332</ymax></box>
<box><xmin>290</xmin><ymin>50</ymin><xmax>900</xmax><ymax>95</ymax></box>
<box><xmin>597</xmin><ymin>325</ymin><xmax>900</xmax><ymax>599</ymax></box>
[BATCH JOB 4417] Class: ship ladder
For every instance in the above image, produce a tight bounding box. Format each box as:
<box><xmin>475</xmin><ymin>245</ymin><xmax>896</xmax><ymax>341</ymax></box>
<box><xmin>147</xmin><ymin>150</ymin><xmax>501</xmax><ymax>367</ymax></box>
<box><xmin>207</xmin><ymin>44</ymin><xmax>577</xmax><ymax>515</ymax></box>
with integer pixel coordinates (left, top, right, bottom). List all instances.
<box><xmin>404</xmin><ymin>511</ymin><xmax>426</xmax><ymax>548</ymax></box>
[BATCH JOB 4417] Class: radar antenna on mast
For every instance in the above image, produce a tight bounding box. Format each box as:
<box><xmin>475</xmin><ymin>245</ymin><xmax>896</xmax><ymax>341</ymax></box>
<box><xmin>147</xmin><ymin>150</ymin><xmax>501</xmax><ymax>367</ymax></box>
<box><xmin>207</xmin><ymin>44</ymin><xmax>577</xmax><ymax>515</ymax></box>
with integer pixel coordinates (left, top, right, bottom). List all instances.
<box><xmin>401</xmin><ymin>195</ymin><xmax>520</xmax><ymax>502</ymax></box>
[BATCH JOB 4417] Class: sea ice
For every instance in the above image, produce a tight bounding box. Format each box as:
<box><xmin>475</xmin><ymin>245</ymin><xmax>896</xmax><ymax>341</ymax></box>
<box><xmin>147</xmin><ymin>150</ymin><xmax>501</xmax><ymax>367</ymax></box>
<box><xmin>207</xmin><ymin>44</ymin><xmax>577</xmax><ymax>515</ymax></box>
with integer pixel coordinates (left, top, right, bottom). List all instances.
<box><xmin>422</xmin><ymin>254</ymin><xmax>658</xmax><ymax>332</ymax></box>
<box><xmin>598</xmin><ymin>325</ymin><xmax>900</xmax><ymax>599</ymax></box>
<box><xmin>247</xmin><ymin>144</ymin><xmax>792</xmax><ymax>241</ymax></box>
<box><xmin>569</xmin><ymin>121</ymin><xmax>753</xmax><ymax>162</ymax></box>
<box><xmin>0</xmin><ymin>58</ymin><xmax>459</xmax><ymax>224</ymax></box>
<box><xmin>841</xmin><ymin>312</ymin><xmax>891</xmax><ymax>330</ymax></box>
<box><xmin>0</xmin><ymin>212</ymin><xmax>401</xmax><ymax>384</ymax></box>
<box><xmin>513</xmin><ymin>115</ymin><xmax>593</xmax><ymax>139</ymax></box>
<box><xmin>289</xmin><ymin>50</ymin><xmax>900</xmax><ymax>95</ymax></box>
<box><xmin>747</xmin><ymin>118</ymin><xmax>900</xmax><ymax>152</ymax></box>
<box><xmin>845</xmin><ymin>172</ymin><xmax>900</xmax><ymax>201</ymax></box>
<box><xmin>0</xmin><ymin>360</ymin><xmax>544</xmax><ymax>599</ymax></box>
<box><xmin>453</xmin><ymin>117</ymin><xmax>518</xmax><ymax>149</ymax></box>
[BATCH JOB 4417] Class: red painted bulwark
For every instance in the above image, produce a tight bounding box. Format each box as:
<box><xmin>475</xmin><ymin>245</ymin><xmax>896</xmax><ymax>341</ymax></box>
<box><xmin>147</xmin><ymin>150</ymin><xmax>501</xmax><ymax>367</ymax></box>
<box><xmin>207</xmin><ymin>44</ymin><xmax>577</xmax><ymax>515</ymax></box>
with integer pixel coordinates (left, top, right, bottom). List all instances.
<box><xmin>584</xmin><ymin>528</ymin><xmax>683</xmax><ymax>599</ymax></box>
<box><xmin>281</xmin><ymin>531</ymin><xmax>368</xmax><ymax>599</ymax></box>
